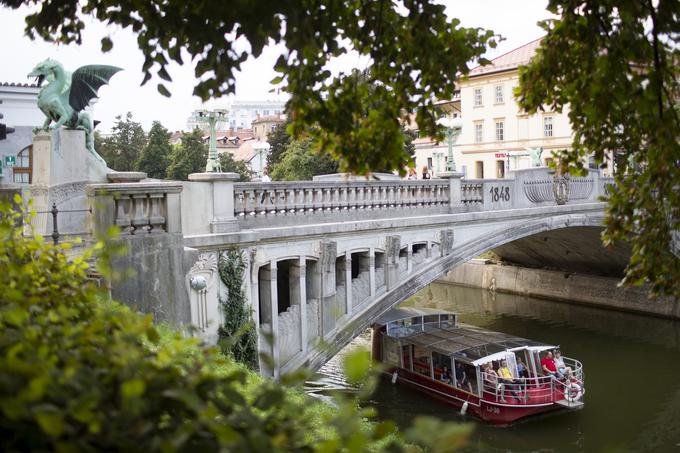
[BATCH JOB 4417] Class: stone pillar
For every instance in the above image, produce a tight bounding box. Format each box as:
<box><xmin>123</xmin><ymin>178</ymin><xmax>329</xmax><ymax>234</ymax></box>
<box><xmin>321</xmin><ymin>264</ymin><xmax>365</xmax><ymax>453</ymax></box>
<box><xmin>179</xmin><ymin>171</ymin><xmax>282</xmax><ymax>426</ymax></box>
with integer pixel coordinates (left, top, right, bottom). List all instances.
<box><xmin>30</xmin><ymin>129</ymin><xmax>108</xmax><ymax>235</ymax></box>
<box><xmin>406</xmin><ymin>245</ymin><xmax>413</xmax><ymax>273</ymax></box>
<box><xmin>345</xmin><ymin>254</ymin><xmax>352</xmax><ymax>316</ymax></box>
<box><xmin>439</xmin><ymin>171</ymin><xmax>465</xmax><ymax>212</ymax></box>
<box><xmin>319</xmin><ymin>240</ymin><xmax>337</xmax><ymax>338</ymax></box>
<box><xmin>385</xmin><ymin>235</ymin><xmax>401</xmax><ymax>291</ymax></box>
<box><xmin>426</xmin><ymin>241</ymin><xmax>432</xmax><ymax>259</ymax></box>
<box><xmin>269</xmin><ymin>260</ymin><xmax>280</xmax><ymax>378</ymax></box>
<box><xmin>290</xmin><ymin>258</ymin><xmax>307</xmax><ymax>354</ymax></box>
<box><xmin>369</xmin><ymin>248</ymin><xmax>376</xmax><ymax>297</ymax></box>
<box><xmin>188</xmin><ymin>172</ymin><xmax>240</xmax><ymax>233</ymax></box>
<box><xmin>440</xmin><ymin>229</ymin><xmax>454</xmax><ymax>257</ymax></box>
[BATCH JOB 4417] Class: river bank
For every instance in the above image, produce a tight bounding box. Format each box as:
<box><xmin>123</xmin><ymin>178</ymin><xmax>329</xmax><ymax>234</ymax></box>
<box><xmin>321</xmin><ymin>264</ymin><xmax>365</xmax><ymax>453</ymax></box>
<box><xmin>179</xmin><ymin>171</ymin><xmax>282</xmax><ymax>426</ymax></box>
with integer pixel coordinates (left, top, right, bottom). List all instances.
<box><xmin>437</xmin><ymin>261</ymin><xmax>680</xmax><ymax>320</ymax></box>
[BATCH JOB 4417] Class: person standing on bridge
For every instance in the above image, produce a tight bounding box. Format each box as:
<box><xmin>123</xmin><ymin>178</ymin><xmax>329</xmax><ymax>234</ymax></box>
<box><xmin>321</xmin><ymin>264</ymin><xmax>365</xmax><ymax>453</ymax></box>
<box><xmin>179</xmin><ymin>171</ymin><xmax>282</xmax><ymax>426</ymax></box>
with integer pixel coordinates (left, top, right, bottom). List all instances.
<box><xmin>421</xmin><ymin>165</ymin><xmax>431</xmax><ymax>180</ymax></box>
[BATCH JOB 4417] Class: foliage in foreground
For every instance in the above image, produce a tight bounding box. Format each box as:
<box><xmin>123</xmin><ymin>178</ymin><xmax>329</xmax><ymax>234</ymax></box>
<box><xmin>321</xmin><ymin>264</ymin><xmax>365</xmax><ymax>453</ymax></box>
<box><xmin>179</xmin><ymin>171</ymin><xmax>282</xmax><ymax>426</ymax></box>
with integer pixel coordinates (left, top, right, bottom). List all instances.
<box><xmin>0</xmin><ymin>199</ymin><xmax>471</xmax><ymax>452</ymax></box>
<box><xmin>516</xmin><ymin>0</ymin><xmax>680</xmax><ymax>297</ymax></box>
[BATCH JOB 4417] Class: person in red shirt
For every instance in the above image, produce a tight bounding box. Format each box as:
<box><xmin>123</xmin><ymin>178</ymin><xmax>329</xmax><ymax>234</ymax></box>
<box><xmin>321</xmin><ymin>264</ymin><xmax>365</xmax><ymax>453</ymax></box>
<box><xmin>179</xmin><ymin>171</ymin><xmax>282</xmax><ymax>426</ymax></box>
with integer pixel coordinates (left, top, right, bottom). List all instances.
<box><xmin>541</xmin><ymin>351</ymin><xmax>558</xmax><ymax>377</ymax></box>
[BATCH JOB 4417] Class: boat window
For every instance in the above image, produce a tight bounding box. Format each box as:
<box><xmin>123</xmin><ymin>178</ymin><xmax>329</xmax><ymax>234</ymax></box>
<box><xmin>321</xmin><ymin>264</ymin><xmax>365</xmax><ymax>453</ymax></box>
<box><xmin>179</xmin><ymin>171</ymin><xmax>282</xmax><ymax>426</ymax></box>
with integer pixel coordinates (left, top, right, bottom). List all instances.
<box><xmin>439</xmin><ymin>314</ymin><xmax>456</xmax><ymax>328</ymax></box>
<box><xmin>431</xmin><ymin>351</ymin><xmax>452</xmax><ymax>384</ymax></box>
<box><xmin>381</xmin><ymin>334</ymin><xmax>401</xmax><ymax>367</ymax></box>
<box><xmin>423</xmin><ymin>315</ymin><xmax>439</xmax><ymax>326</ymax></box>
<box><xmin>413</xmin><ymin>345</ymin><xmax>432</xmax><ymax>378</ymax></box>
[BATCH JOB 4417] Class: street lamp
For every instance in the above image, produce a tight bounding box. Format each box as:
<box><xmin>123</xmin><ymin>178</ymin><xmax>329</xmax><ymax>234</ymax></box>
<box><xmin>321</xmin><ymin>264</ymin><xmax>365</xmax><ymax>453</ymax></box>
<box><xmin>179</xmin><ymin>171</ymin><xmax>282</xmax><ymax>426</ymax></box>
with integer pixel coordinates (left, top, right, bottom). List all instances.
<box><xmin>196</xmin><ymin>109</ymin><xmax>228</xmax><ymax>172</ymax></box>
<box><xmin>252</xmin><ymin>141</ymin><xmax>270</xmax><ymax>178</ymax></box>
<box><xmin>436</xmin><ymin>115</ymin><xmax>463</xmax><ymax>172</ymax></box>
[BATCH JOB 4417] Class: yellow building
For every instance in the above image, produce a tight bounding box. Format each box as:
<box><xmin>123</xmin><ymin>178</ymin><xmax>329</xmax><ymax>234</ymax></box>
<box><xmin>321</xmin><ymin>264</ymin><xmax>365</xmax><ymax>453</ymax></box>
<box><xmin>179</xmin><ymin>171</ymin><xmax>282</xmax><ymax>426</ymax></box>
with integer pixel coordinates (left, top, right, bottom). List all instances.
<box><xmin>455</xmin><ymin>38</ymin><xmax>573</xmax><ymax>179</ymax></box>
<box><xmin>415</xmin><ymin>38</ymin><xmax>594</xmax><ymax>180</ymax></box>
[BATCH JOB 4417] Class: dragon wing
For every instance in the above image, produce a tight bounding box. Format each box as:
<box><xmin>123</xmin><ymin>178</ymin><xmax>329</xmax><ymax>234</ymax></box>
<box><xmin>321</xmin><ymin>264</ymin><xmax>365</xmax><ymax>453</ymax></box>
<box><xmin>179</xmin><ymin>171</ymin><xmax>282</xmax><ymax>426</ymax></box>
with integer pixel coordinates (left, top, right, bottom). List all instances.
<box><xmin>69</xmin><ymin>65</ymin><xmax>122</xmax><ymax>112</ymax></box>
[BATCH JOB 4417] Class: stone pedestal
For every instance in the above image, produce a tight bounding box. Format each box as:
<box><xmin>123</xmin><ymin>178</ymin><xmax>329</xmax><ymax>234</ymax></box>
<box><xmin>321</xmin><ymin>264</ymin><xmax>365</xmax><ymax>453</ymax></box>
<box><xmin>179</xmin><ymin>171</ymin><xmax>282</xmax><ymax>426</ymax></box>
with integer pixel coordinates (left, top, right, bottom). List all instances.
<box><xmin>439</xmin><ymin>171</ymin><xmax>465</xmax><ymax>211</ymax></box>
<box><xmin>29</xmin><ymin>129</ymin><xmax>109</xmax><ymax>236</ymax></box>
<box><xmin>187</xmin><ymin>172</ymin><xmax>240</xmax><ymax>234</ymax></box>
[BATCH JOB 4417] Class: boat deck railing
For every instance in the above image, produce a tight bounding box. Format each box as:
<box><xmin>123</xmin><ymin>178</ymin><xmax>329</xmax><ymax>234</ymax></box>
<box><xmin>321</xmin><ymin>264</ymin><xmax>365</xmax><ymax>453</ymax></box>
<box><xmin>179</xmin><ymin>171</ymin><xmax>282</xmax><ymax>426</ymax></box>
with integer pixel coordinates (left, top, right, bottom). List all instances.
<box><xmin>480</xmin><ymin>356</ymin><xmax>585</xmax><ymax>406</ymax></box>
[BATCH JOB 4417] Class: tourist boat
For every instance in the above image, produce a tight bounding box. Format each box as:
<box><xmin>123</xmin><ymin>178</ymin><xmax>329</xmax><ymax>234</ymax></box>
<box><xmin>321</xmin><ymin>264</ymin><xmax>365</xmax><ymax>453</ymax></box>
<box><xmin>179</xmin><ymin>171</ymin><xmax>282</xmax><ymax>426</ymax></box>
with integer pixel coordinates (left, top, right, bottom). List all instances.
<box><xmin>371</xmin><ymin>308</ymin><xmax>585</xmax><ymax>425</ymax></box>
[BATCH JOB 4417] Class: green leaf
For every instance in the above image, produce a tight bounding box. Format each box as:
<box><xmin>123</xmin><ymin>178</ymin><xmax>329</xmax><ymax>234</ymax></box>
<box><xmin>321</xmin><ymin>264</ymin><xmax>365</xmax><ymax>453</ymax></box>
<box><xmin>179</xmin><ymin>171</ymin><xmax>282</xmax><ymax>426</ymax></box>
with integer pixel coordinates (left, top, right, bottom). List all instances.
<box><xmin>342</xmin><ymin>348</ymin><xmax>371</xmax><ymax>384</ymax></box>
<box><xmin>157</xmin><ymin>83</ymin><xmax>171</xmax><ymax>97</ymax></box>
<box><xmin>101</xmin><ymin>36</ymin><xmax>113</xmax><ymax>52</ymax></box>
<box><xmin>121</xmin><ymin>379</ymin><xmax>146</xmax><ymax>398</ymax></box>
<box><xmin>35</xmin><ymin>409</ymin><xmax>63</xmax><ymax>437</ymax></box>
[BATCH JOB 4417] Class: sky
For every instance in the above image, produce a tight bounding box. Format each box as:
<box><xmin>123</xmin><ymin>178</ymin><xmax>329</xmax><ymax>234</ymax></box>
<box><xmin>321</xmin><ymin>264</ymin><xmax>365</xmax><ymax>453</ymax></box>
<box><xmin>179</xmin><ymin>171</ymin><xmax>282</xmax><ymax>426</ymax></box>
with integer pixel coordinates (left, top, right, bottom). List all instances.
<box><xmin>0</xmin><ymin>1</ymin><xmax>552</xmax><ymax>133</ymax></box>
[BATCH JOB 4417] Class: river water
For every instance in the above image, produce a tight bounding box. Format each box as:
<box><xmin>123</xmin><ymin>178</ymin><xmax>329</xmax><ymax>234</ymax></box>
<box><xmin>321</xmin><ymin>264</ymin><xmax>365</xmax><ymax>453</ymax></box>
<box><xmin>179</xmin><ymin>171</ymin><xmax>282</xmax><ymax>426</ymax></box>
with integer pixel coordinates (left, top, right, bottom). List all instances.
<box><xmin>310</xmin><ymin>282</ymin><xmax>680</xmax><ymax>453</ymax></box>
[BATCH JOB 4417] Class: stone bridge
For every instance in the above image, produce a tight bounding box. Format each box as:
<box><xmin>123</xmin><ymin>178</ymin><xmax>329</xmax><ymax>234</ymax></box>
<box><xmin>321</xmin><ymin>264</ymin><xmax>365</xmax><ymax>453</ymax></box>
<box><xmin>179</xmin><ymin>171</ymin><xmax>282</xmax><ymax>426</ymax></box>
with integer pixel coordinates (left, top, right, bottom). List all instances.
<box><xmin>88</xmin><ymin>168</ymin><xmax>614</xmax><ymax>376</ymax></box>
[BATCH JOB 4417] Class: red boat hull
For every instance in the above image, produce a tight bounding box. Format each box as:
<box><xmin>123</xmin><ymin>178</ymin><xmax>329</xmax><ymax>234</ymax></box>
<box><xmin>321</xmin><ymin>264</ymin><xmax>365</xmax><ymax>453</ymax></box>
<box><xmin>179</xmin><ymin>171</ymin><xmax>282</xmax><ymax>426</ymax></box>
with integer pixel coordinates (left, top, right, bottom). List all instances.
<box><xmin>386</xmin><ymin>367</ymin><xmax>570</xmax><ymax>425</ymax></box>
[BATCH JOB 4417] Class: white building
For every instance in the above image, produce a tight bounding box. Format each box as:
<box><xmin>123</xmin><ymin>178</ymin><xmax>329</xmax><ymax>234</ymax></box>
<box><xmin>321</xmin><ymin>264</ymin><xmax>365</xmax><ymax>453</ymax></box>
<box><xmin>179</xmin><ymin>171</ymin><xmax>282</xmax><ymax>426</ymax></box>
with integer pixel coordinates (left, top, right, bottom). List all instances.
<box><xmin>187</xmin><ymin>100</ymin><xmax>286</xmax><ymax>131</ymax></box>
<box><xmin>0</xmin><ymin>82</ymin><xmax>41</xmax><ymax>185</ymax></box>
<box><xmin>416</xmin><ymin>38</ymin><xmax>585</xmax><ymax>180</ymax></box>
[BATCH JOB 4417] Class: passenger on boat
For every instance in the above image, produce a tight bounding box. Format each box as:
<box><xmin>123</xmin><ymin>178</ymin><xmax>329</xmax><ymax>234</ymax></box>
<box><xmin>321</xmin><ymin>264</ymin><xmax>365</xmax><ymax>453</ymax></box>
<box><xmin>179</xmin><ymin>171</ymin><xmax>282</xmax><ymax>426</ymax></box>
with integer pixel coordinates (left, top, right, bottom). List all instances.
<box><xmin>554</xmin><ymin>350</ymin><xmax>572</xmax><ymax>377</ymax></box>
<box><xmin>516</xmin><ymin>358</ymin><xmax>528</xmax><ymax>378</ymax></box>
<box><xmin>541</xmin><ymin>351</ymin><xmax>559</xmax><ymax>378</ymax></box>
<box><xmin>440</xmin><ymin>366</ymin><xmax>452</xmax><ymax>384</ymax></box>
<box><xmin>498</xmin><ymin>360</ymin><xmax>521</xmax><ymax>400</ymax></box>
<box><xmin>455</xmin><ymin>362</ymin><xmax>473</xmax><ymax>392</ymax></box>
<box><xmin>483</xmin><ymin>363</ymin><xmax>506</xmax><ymax>401</ymax></box>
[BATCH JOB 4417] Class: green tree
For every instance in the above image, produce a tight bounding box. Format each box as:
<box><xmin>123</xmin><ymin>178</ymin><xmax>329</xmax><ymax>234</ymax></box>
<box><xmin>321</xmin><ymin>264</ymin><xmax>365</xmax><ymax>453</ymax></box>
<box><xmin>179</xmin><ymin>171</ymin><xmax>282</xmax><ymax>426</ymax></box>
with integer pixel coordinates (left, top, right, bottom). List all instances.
<box><xmin>6</xmin><ymin>0</ymin><xmax>496</xmax><ymax>174</ymax></box>
<box><xmin>166</xmin><ymin>128</ymin><xmax>207</xmax><ymax>181</ymax></box>
<box><xmin>270</xmin><ymin>139</ymin><xmax>339</xmax><ymax>181</ymax></box>
<box><xmin>98</xmin><ymin>112</ymin><xmax>147</xmax><ymax>171</ymax></box>
<box><xmin>136</xmin><ymin>121</ymin><xmax>171</xmax><ymax>179</ymax></box>
<box><xmin>516</xmin><ymin>0</ymin><xmax>680</xmax><ymax>297</ymax></box>
<box><xmin>0</xmin><ymin>199</ymin><xmax>472</xmax><ymax>451</ymax></box>
<box><xmin>219</xmin><ymin>152</ymin><xmax>252</xmax><ymax>182</ymax></box>
<box><xmin>266</xmin><ymin>120</ymin><xmax>291</xmax><ymax>171</ymax></box>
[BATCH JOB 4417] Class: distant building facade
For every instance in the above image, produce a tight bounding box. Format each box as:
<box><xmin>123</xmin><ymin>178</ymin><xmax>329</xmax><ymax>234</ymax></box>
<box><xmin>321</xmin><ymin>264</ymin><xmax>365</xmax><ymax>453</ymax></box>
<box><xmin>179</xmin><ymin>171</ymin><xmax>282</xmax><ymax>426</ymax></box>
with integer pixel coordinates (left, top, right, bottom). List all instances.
<box><xmin>454</xmin><ymin>38</ymin><xmax>573</xmax><ymax>179</ymax></box>
<box><xmin>0</xmin><ymin>82</ymin><xmax>41</xmax><ymax>185</ymax></box>
<box><xmin>187</xmin><ymin>99</ymin><xmax>286</xmax><ymax>131</ymax></box>
<box><xmin>414</xmin><ymin>38</ymin><xmax>605</xmax><ymax>180</ymax></box>
<box><xmin>252</xmin><ymin>115</ymin><xmax>285</xmax><ymax>140</ymax></box>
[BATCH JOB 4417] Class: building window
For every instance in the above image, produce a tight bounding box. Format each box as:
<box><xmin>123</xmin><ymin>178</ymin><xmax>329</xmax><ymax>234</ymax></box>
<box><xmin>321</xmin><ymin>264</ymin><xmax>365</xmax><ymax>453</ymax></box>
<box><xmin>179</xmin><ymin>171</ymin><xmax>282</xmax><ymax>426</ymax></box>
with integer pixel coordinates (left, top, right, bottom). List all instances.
<box><xmin>12</xmin><ymin>145</ymin><xmax>32</xmax><ymax>184</ymax></box>
<box><xmin>496</xmin><ymin>160</ymin><xmax>505</xmax><ymax>179</ymax></box>
<box><xmin>475</xmin><ymin>161</ymin><xmax>484</xmax><ymax>179</ymax></box>
<box><xmin>263</xmin><ymin>110</ymin><xmax>269</xmax><ymax>115</ymax></box>
<box><xmin>427</xmin><ymin>157</ymin><xmax>433</xmax><ymax>169</ymax></box>
<box><xmin>473</xmin><ymin>88</ymin><xmax>483</xmax><ymax>107</ymax></box>
<box><xmin>495</xmin><ymin>85</ymin><xmax>504</xmax><ymax>104</ymax></box>
<box><xmin>544</xmin><ymin>116</ymin><xmax>553</xmax><ymax>137</ymax></box>
<box><xmin>544</xmin><ymin>157</ymin><xmax>554</xmax><ymax>168</ymax></box>
<box><xmin>474</xmin><ymin>122</ymin><xmax>483</xmax><ymax>143</ymax></box>
<box><xmin>495</xmin><ymin>121</ymin><xmax>504</xmax><ymax>141</ymax></box>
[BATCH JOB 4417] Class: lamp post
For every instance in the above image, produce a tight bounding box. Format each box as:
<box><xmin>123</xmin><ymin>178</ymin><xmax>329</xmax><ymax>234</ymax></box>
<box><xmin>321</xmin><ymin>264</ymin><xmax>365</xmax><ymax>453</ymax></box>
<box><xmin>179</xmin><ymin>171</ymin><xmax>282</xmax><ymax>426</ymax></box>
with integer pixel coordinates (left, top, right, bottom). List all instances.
<box><xmin>196</xmin><ymin>109</ymin><xmax>227</xmax><ymax>172</ymax></box>
<box><xmin>252</xmin><ymin>141</ymin><xmax>270</xmax><ymax>179</ymax></box>
<box><xmin>436</xmin><ymin>115</ymin><xmax>463</xmax><ymax>172</ymax></box>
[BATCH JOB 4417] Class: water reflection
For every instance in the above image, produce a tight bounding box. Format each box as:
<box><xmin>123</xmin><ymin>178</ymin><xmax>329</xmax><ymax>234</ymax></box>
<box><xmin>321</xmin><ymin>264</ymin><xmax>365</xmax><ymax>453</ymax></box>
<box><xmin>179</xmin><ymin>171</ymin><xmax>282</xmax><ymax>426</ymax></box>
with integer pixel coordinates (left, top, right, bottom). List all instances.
<box><xmin>312</xmin><ymin>282</ymin><xmax>680</xmax><ymax>452</ymax></box>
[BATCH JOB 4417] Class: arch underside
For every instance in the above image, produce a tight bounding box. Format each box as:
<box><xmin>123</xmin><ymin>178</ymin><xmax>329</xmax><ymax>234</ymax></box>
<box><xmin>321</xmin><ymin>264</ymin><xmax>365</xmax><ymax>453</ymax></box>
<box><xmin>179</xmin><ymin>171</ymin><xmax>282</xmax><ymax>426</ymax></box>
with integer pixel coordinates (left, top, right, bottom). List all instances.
<box><xmin>295</xmin><ymin>212</ymin><xmax>629</xmax><ymax>373</ymax></box>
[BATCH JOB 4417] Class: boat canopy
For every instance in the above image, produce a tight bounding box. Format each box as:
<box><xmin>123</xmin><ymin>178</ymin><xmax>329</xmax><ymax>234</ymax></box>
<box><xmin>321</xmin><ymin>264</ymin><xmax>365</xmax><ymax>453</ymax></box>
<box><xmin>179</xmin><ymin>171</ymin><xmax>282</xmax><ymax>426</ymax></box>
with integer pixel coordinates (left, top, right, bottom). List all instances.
<box><xmin>379</xmin><ymin>308</ymin><xmax>555</xmax><ymax>364</ymax></box>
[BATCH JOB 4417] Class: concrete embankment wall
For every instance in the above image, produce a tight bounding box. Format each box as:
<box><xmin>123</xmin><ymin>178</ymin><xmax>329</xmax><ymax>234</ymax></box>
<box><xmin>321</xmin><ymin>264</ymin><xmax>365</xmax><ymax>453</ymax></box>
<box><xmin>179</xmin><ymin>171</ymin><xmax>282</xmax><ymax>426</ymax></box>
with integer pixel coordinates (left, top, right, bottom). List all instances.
<box><xmin>438</xmin><ymin>261</ymin><xmax>680</xmax><ymax>320</ymax></box>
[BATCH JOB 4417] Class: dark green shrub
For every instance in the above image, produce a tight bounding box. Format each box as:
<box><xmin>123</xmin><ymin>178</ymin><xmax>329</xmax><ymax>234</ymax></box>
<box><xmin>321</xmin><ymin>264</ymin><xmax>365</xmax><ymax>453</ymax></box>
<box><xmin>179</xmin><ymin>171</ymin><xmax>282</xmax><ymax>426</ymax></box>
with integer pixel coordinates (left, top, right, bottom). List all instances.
<box><xmin>0</xmin><ymin>199</ymin><xmax>470</xmax><ymax>452</ymax></box>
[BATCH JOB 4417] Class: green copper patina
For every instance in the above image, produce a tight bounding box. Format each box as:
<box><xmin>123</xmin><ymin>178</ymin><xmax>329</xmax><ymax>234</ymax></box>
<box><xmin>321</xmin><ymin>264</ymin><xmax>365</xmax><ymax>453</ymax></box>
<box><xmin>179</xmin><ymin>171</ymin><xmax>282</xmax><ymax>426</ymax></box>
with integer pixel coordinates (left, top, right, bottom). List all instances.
<box><xmin>28</xmin><ymin>59</ymin><xmax>121</xmax><ymax>164</ymax></box>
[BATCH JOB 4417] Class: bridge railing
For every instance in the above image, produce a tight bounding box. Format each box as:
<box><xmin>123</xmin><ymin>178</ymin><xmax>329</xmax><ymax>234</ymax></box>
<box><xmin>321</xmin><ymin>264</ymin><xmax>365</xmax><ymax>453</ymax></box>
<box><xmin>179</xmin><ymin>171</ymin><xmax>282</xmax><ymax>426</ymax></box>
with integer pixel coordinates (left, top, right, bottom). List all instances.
<box><xmin>233</xmin><ymin>179</ymin><xmax>451</xmax><ymax>226</ymax></box>
<box><xmin>88</xmin><ymin>182</ymin><xmax>183</xmax><ymax>236</ymax></box>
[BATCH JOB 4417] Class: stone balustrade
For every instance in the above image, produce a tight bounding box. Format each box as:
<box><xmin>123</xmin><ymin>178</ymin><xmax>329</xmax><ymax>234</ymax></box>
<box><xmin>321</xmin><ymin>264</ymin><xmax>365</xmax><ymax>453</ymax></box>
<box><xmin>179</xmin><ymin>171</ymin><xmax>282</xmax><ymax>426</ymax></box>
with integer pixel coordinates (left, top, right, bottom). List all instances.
<box><xmin>233</xmin><ymin>180</ymin><xmax>450</xmax><ymax>224</ymax></box>
<box><xmin>88</xmin><ymin>182</ymin><xmax>183</xmax><ymax>236</ymax></box>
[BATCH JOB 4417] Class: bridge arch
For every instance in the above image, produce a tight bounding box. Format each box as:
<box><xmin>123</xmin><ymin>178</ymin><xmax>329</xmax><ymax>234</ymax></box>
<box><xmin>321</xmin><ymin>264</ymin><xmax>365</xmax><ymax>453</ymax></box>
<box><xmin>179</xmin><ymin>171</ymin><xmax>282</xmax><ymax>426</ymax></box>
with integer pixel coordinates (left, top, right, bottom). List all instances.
<box><xmin>300</xmin><ymin>212</ymin><xmax>609</xmax><ymax>372</ymax></box>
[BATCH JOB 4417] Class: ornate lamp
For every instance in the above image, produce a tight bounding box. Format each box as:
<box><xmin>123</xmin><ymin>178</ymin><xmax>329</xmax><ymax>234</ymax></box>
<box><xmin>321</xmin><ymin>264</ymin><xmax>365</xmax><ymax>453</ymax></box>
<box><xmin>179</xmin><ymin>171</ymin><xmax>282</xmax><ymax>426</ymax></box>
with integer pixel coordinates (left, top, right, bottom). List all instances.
<box><xmin>436</xmin><ymin>115</ymin><xmax>463</xmax><ymax>172</ymax></box>
<box><xmin>196</xmin><ymin>109</ymin><xmax>228</xmax><ymax>172</ymax></box>
<box><xmin>252</xmin><ymin>141</ymin><xmax>271</xmax><ymax>178</ymax></box>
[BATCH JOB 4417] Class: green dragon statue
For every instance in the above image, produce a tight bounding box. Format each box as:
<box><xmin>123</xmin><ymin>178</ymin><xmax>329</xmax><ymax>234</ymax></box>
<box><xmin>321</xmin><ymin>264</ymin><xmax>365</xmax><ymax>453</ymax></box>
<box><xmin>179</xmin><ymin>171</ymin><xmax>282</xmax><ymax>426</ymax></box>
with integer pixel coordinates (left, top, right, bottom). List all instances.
<box><xmin>28</xmin><ymin>59</ymin><xmax>122</xmax><ymax>164</ymax></box>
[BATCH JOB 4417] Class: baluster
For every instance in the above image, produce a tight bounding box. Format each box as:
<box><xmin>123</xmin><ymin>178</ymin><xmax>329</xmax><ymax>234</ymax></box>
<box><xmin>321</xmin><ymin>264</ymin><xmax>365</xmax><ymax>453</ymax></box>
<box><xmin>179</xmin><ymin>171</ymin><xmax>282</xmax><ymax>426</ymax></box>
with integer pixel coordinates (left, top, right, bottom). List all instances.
<box><xmin>115</xmin><ymin>194</ymin><xmax>133</xmax><ymax>233</ymax></box>
<box><xmin>246</xmin><ymin>190</ymin><xmax>256</xmax><ymax>217</ymax></box>
<box><xmin>131</xmin><ymin>194</ymin><xmax>150</xmax><ymax>234</ymax></box>
<box><xmin>148</xmin><ymin>193</ymin><xmax>166</xmax><ymax>232</ymax></box>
